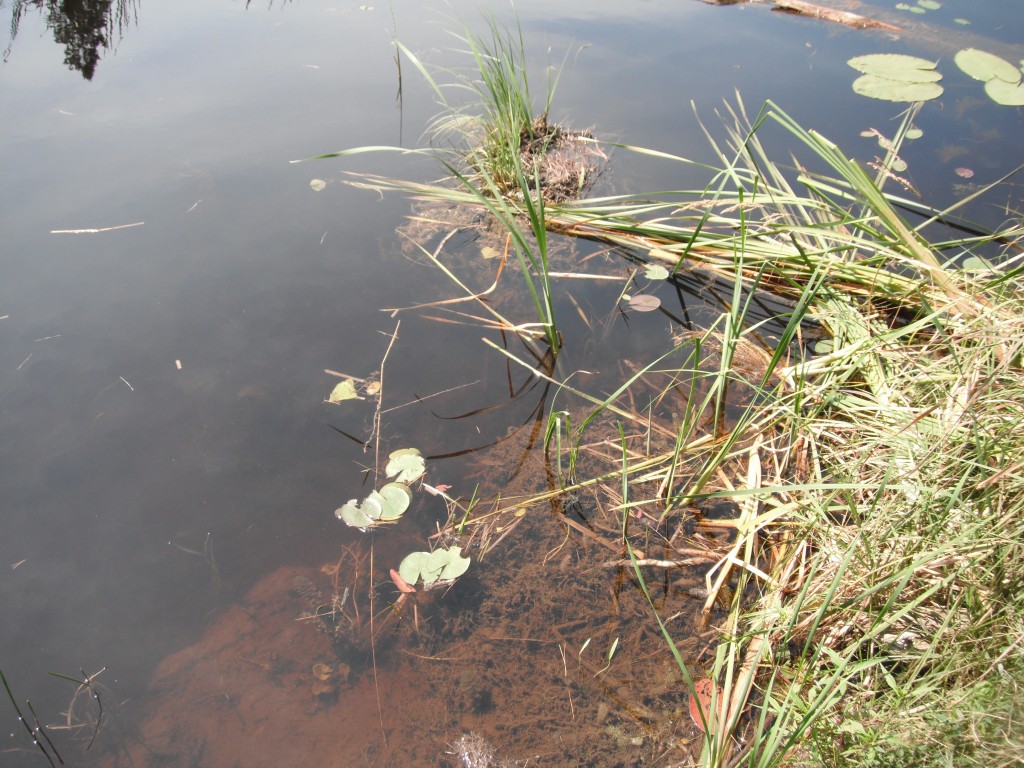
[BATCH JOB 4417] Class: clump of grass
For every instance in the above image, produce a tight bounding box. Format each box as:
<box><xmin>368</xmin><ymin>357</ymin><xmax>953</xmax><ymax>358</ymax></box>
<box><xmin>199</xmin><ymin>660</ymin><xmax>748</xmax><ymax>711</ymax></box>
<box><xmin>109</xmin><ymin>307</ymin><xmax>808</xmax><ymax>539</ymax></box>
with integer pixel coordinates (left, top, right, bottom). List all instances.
<box><xmin>304</xmin><ymin>12</ymin><xmax>1024</xmax><ymax>764</ymax></box>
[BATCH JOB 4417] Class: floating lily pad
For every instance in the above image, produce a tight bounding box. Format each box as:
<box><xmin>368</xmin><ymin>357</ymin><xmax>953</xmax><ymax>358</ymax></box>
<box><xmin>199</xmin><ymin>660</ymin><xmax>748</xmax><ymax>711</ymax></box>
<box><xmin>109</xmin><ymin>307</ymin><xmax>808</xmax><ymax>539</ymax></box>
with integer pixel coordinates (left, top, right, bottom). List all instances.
<box><xmin>917</xmin><ymin>0</ymin><xmax>940</xmax><ymax>9</ymax></box>
<box><xmin>398</xmin><ymin>546</ymin><xmax>470</xmax><ymax>587</ymax></box>
<box><xmin>628</xmin><ymin>294</ymin><xmax>661</xmax><ymax>312</ymax></box>
<box><xmin>480</xmin><ymin>246</ymin><xmax>500</xmax><ymax>260</ymax></box>
<box><xmin>848</xmin><ymin>54</ymin><xmax>941</xmax><ymax>83</ymax></box>
<box><xmin>954</xmin><ymin>48</ymin><xmax>1022</xmax><ymax>84</ymax></box>
<box><xmin>908</xmin><ymin>6</ymin><xmax>925</xmax><ymax>13</ymax></box>
<box><xmin>327</xmin><ymin>379</ymin><xmax>362</xmax><ymax>404</ymax></box>
<box><xmin>953</xmin><ymin>18</ymin><xmax>970</xmax><ymax>25</ymax></box>
<box><xmin>336</xmin><ymin>498</ymin><xmax>375</xmax><ymax>529</ymax></box>
<box><xmin>386</xmin><ymin>448</ymin><xmax>426</xmax><ymax>483</ymax></box>
<box><xmin>310</xmin><ymin>178</ymin><xmax>327</xmax><ymax>191</ymax></box>
<box><xmin>643</xmin><ymin>264</ymin><xmax>669</xmax><ymax>281</ymax></box>
<box><xmin>984</xmin><ymin>77</ymin><xmax>1024</xmax><ymax>106</ymax></box>
<box><xmin>376</xmin><ymin>482</ymin><xmax>412</xmax><ymax>520</ymax></box>
<box><xmin>905</xmin><ymin>127</ymin><xmax>924</xmax><ymax>139</ymax></box>
<box><xmin>852</xmin><ymin>74</ymin><xmax>943</xmax><ymax>102</ymax></box>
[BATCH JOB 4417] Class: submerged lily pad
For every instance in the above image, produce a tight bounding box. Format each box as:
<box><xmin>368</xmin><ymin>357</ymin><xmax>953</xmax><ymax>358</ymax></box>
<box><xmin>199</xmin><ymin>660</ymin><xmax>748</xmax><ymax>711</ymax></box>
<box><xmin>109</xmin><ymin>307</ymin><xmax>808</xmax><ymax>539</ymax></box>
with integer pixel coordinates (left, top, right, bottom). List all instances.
<box><xmin>386</xmin><ymin>448</ymin><xmax>426</xmax><ymax>484</ymax></box>
<box><xmin>954</xmin><ymin>49</ymin><xmax>1022</xmax><ymax>84</ymax></box>
<box><xmin>847</xmin><ymin>54</ymin><xmax>941</xmax><ymax>83</ymax></box>
<box><xmin>852</xmin><ymin>75</ymin><xmax>943</xmax><ymax>102</ymax></box>
<box><xmin>984</xmin><ymin>78</ymin><xmax>1024</xmax><ymax>106</ymax></box>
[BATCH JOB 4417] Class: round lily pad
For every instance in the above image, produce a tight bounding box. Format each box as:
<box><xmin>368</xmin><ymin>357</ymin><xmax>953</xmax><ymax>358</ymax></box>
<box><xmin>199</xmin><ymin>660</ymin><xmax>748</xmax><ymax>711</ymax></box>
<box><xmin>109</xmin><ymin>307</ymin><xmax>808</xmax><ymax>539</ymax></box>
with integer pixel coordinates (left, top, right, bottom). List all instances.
<box><xmin>398</xmin><ymin>546</ymin><xmax>470</xmax><ymax>586</ymax></box>
<box><xmin>643</xmin><ymin>264</ymin><xmax>669</xmax><ymax>281</ymax></box>
<box><xmin>385</xmin><ymin>447</ymin><xmax>426</xmax><ymax>484</ymax></box>
<box><xmin>847</xmin><ymin>54</ymin><xmax>941</xmax><ymax>83</ymax></box>
<box><xmin>852</xmin><ymin>74</ymin><xmax>943</xmax><ymax>102</ymax></box>
<box><xmin>376</xmin><ymin>482</ymin><xmax>412</xmax><ymax>520</ymax></box>
<box><xmin>905</xmin><ymin>127</ymin><xmax>923</xmax><ymax>139</ymax></box>
<box><xmin>984</xmin><ymin>77</ymin><xmax>1024</xmax><ymax>106</ymax></box>
<box><xmin>628</xmin><ymin>294</ymin><xmax>661</xmax><ymax>312</ymax></box>
<box><xmin>336</xmin><ymin>499</ymin><xmax>375</xmax><ymax>529</ymax></box>
<box><xmin>954</xmin><ymin>48</ymin><xmax>1022</xmax><ymax>84</ymax></box>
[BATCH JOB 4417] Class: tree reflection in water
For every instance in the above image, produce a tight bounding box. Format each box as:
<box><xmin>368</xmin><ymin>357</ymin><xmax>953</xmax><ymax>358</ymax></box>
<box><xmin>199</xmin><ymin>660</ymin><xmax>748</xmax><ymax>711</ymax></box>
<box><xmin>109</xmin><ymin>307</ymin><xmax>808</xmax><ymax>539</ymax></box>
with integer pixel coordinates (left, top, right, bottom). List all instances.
<box><xmin>3</xmin><ymin>0</ymin><xmax>137</xmax><ymax>79</ymax></box>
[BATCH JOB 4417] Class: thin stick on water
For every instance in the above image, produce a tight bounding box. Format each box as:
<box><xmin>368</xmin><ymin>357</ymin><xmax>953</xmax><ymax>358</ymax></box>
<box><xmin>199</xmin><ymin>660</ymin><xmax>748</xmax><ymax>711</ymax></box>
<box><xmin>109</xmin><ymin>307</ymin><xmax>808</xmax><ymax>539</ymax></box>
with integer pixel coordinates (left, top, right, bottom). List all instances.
<box><xmin>50</xmin><ymin>222</ymin><xmax>144</xmax><ymax>234</ymax></box>
<box><xmin>368</xmin><ymin>319</ymin><xmax>401</xmax><ymax>470</ymax></box>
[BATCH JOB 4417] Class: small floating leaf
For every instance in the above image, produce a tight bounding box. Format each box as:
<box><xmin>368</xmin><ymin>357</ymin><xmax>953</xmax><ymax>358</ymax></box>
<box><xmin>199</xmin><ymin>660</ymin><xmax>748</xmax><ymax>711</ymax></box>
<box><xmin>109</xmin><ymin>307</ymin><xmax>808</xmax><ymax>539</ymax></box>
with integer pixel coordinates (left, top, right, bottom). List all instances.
<box><xmin>847</xmin><ymin>54</ymin><xmax>941</xmax><ymax>82</ymax></box>
<box><xmin>984</xmin><ymin>77</ymin><xmax>1024</xmax><ymax>106</ymax></box>
<box><xmin>310</xmin><ymin>178</ymin><xmax>327</xmax><ymax>191</ymax></box>
<box><xmin>336</xmin><ymin>499</ymin><xmax>375</xmax><ymax>529</ymax></box>
<box><xmin>852</xmin><ymin>74</ymin><xmax>943</xmax><ymax>102</ymax></box>
<box><xmin>327</xmin><ymin>379</ymin><xmax>363</xmax><ymax>403</ymax></box>
<box><xmin>953</xmin><ymin>17</ymin><xmax>970</xmax><ymax>25</ymax></box>
<box><xmin>376</xmin><ymin>482</ymin><xmax>412</xmax><ymax>520</ymax></box>
<box><xmin>643</xmin><ymin>264</ymin><xmax>669</xmax><ymax>281</ymax></box>
<box><xmin>917</xmin><ymin>0</ymin><xmax>940</xmax><ymax>9</ymax></box>
<box><xmin>386</xmin><ymin>448</ymin><xmax>426</xmax><ymax>483</ymax></box>
<box><xmin>398</xmin><ymin>551</ymin><xmax>441</xmax><ymax>586</ymax></box>
<box><xmin>954</xmin><ymin>49</ymin><xmax>1022</xmax><ymax>84</ymax></box>
<box><xmin>909</xmin><ymin>6</ymin><xmax>925</xmax><ymax>13</ymax></box>
<box><xmin>398</xmin><ymin>546</ymin><xmax>470</xmax><ymax>586</ymax></box>
<box><xmin>955</xmin><ymin>167</ymin><xmax>975</xmax><ymax>179</ymax></box>
<box><xmin>813</xmin><ymin>339</ymin><xmax>834</xmax><ymax>355</ymax></box>
<box><xmin>628</xmin><ymin>294</ymin><xmax>661</xmax><ymax>312</ymax></box>
<box><xmin>889</xmin><ymin>157</ymin><xmax>909</xmax><ymax>173</ymax></box>
<box><xmin>905</xmin><ymin>127</ymin><xmax>924</xmax><ymax>139</ymax></box>
<box><xmin>438</xmin><ymin>546</ymin><xmax>471</xmax><ymax>580</ymax></box>
<box><xmin>480</xmin><ymin>246</ymin><xmax>500</xmax><ymax>260</ymax></box>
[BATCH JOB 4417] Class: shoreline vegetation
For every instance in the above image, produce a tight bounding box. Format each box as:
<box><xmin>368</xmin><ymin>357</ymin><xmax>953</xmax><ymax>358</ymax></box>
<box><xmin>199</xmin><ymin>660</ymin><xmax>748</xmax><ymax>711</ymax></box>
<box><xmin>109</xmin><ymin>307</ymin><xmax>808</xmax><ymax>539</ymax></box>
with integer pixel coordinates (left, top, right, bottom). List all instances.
<box><xmin>306</xmin><ymin>11</ymin><xmax>1024</xmax><ymax>767</ymax></box>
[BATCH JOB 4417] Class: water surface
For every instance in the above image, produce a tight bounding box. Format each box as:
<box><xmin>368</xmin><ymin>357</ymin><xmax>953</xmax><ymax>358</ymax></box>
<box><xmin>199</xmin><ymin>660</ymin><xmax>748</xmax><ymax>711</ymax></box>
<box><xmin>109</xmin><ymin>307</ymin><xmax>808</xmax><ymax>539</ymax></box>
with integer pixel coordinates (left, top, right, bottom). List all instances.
<box><xmin>1</xmin><ymin>1</ymin><xmax>1021</xmax><ymax>765</ymax></box>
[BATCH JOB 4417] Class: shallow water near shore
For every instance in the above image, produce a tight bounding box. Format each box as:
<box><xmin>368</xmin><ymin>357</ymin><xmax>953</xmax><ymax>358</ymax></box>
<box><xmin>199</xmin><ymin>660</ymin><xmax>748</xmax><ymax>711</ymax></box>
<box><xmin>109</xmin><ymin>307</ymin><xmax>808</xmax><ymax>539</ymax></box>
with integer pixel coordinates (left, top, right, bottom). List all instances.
<box><xmin>1</xmin><ymin>1</ymin><xmax>1021</xmax><ymax>765</ymax></box>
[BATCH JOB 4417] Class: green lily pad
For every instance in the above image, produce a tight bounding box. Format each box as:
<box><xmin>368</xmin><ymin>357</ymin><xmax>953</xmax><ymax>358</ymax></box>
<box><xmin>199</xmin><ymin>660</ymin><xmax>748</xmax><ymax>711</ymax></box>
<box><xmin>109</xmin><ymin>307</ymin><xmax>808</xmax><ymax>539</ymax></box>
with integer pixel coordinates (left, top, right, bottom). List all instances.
<box><xmin>852</xmin><ymin>74</ymin><xmax>943</xmax><ymax>102</ymax></box>
<box><xmin>398</xmin><ymin>546</ymin><xmax>470</xmax><ymax>586</ymax></box>
<box><xmin>644</xmin><ymin>264</ymin><xmax>669</xmax><ymax>281</ymax></box>
<box><xmin>386</xmin><ymin>448</ymin><xmax>426</xmax><ymax>483</ymax></box>
<box><xmin>398</xmin><ymin>551</ymin><xmax>444</xmax><ymax>586</ymax></box>
<box><xmin>984</xmin><ymin>77</ymin><xmax>1024</xmax><ymax>106</ymax></box>
<box><xmin>917</xmin><ymin>0</ymin><xmax>940</xmax><ymax>9</ymax></box>
<box><xmin>376</xmin><ymin>482</ymin><xmax>412</xmax><ymax>520</ymax></box>
<box><xmin>905</xmin><ymin>127</ymin><xmax>924</xmax><ymax>139</ymax></box>
<box><xmin>336</xmin><ymin>498</ymin><xmax>376</xmax><ymax>529</ymax></box>
<box><xmin>909</xmin><ymin>6</ymin><xmax>925</xmax><ymax>13</ymax></box>
<box><xmin>953</xmin><ymin>18</ymin><xmax>970</xmax><ymax>25</ymax></box>
<box><xmin>954</xmin><ymin>48</ymin><xmax>1022</xmax><ymax>84</ymax></box>
<box><xmin>847</xmin><ymin>54</ymin><xmax>941</xmax><ymax>83</ymax></box>
<box><xmin>438</xmin><ymin>546</ymin><xmax>471</xmax><ymax>580</ymax></box>
<box><xmin>327</xmin><ymin>379</ymin><xmax>362</xmax><ymax>403</ymax></box>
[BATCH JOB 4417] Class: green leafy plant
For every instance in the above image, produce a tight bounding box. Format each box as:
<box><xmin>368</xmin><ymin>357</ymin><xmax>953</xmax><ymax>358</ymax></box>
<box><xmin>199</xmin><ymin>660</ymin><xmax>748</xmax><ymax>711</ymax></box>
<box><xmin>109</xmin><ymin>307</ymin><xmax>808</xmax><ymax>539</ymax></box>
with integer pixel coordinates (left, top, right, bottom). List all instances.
<box><xmin>397</xmin><ymin>546</ymin><xmax>471</xmax><ymax>588</ymax></box>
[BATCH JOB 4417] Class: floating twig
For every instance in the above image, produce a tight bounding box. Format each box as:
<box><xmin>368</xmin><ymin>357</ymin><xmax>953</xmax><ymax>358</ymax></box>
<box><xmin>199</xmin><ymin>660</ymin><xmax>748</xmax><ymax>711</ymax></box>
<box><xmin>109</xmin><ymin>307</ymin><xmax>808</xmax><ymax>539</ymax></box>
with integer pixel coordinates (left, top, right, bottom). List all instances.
<box><xmin>50</xmin><ymin>222</ymin><xmax>144</xmax><ymax>234</ymax></box>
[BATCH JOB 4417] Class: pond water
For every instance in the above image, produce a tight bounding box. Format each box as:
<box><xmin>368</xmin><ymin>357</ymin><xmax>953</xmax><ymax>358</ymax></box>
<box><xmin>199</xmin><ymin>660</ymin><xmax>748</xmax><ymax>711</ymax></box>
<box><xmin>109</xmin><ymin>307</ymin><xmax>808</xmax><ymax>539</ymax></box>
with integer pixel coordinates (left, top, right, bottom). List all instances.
<box><xmin>1</xmin><ymin>1</ymin><xmax>1021</xmax><ymax>765</ymax></box>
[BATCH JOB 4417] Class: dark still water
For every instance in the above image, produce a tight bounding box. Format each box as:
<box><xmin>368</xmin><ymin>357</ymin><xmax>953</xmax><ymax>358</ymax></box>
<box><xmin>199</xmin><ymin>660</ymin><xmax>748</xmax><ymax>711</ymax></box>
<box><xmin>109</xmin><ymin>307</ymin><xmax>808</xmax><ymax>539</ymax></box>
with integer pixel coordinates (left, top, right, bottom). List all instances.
<box><xmin>1</xmin><ymin>1</ymin><xmax>1021</xmax><ymax>765</ymax></box>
